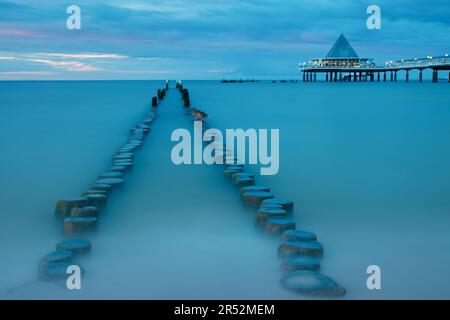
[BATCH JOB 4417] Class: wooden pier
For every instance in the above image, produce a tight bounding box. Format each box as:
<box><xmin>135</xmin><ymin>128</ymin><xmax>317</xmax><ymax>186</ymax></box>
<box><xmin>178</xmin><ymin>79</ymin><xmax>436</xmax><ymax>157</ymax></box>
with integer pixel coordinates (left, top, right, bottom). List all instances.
<box><xmin>300</xmin><ymin>34</ymin><xmax>450</xmax><ymax>83</ymax></box>
<box><xmin>302</xmin><ymin>57</ymin><xmax>450</xmax><ymax>83</ymax></box>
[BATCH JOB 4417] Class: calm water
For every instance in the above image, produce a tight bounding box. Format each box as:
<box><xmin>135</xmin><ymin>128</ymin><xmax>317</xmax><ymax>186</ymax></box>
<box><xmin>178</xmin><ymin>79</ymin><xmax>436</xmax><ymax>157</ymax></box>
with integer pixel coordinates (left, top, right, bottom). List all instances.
<box><xmin>1</xmin><ymin>80</ymin><xmax>450</xmax><ymax>299</ymax></box>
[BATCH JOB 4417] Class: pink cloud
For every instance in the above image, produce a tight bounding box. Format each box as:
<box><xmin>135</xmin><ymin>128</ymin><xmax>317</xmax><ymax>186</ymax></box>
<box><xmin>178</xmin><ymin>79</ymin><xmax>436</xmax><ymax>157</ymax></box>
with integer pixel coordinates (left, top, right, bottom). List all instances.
<box><xmin>28</xmin><ymin>59</ymin><xmax>99</xmax><ymax>72</ymax></box>
<box><xmin>0</xmin><ymin>28</ymin><xmax>40</xmax><ymax>37</ymax></box>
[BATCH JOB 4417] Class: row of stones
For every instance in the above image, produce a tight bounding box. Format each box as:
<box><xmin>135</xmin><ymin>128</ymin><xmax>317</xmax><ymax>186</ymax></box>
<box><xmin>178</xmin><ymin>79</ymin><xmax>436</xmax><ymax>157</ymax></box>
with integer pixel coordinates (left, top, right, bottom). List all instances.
<box><xmin>37</xmin><ymin>85</ymin><xmax>167</xmax><ymax>282</ymax></box>
<box><xmin>177</xmin><ymin>84</ymin><xmax>346</xmax><ymax>297</ymax></box>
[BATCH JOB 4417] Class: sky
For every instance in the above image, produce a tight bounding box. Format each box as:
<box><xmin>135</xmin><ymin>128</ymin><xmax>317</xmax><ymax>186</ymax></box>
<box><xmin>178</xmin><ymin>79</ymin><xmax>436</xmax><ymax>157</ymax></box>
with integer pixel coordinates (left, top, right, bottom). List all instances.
<box><xmin>0</xmin><ymin>0</ymin><xmax>449</xmax><ymax>80</ymax></box>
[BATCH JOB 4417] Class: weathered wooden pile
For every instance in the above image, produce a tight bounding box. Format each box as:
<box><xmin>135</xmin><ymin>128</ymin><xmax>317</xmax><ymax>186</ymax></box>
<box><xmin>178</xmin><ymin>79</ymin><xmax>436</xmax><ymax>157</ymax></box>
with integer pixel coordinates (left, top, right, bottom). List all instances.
<box><xmin>37</xmin><ymin>84</ymin><xmax>168</xmax><ymax>282</ymax></box>
<box><xmin>176</xmin><ymin>82</ymin><xmax>346</xmax><ymax>297</ymax></box>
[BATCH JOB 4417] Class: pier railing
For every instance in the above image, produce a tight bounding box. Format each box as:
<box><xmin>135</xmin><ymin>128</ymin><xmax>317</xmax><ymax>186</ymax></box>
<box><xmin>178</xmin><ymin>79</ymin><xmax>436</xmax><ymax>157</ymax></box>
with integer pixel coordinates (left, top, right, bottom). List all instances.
<box><xmin>386</xmin><ymin>55</ymin><xmax>450</xmax><ymax>69</ymax></box>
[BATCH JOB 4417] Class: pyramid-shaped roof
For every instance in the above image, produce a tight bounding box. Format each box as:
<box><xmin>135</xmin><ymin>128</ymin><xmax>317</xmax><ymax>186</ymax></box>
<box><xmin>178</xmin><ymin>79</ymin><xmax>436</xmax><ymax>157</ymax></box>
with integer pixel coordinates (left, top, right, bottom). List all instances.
<box><xmin>326</xmin><ymin>34</ymin><xmax>359</xmax><ymax>58</ymax></box>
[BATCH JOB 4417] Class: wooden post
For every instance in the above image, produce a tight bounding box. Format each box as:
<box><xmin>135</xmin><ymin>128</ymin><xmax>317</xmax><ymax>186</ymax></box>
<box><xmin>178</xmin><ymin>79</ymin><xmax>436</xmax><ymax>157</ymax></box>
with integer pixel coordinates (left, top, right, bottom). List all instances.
<box><xmin>419</xmin><ymin>69</ymin><xmax>423</xmax><ymax>82</ymax></box>
<box><xmin>394</xmin><ymin>71</ymin><xmax>397</xmax><ymax>82</ymax></box>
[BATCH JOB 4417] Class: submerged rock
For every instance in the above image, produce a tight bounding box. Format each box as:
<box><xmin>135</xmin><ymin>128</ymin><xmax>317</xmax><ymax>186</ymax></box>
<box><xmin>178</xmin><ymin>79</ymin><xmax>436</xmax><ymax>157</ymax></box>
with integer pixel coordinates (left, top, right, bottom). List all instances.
<box><xmin>256</xmin><ymin>208</ymin><xmax>287</xmax><ymax>225</ymax></box>
<box><xmin>55</xmin><ymin>198</ymin><xmax>89</xmax><ymax>217</ymax></box>
<box><xmin>64</xmin><ymin>217</ymin><xmax>98</xmax><ymax>234</ymax></box>
<box><xmin>56</xmin><ymin>239</ymin><xmax>92</xmax><ymax>254</ymax></box>
<box><xmin>280</xmin><ymin>270</ymin><xmax>345</xmax><ymax>297</ymax></box>
<box><xmin>281</xmin><ymin>230</ymin><xmax>317</xmax><ymax>242</ymax></box>
<box><xmin>71</xmin><ymin>206</ymin><xmax>100</xmax><ymax>218</ymax></box>
<box><xmin>264</xmin><ymin>217</ymin><xmax>296</xmax><ymax>235</ymax></box>
<box><xmin>261</xmin><ymin>198</ymin><xmax>294</xmax><ymax>212</ymax></box>
<box><xmin>242</xmin><ymin>191</ymin><xmax>273</xmax><ymax>205</ymax></box>
<box><xmin>278</xmin><ymin>239</ymin><xmax>324</xmax><ymax>257</ymax></box>
<box><xmin>281</xmin><ymin>255</ymin><xmax>321</xmax><ymax>272</ymax></box>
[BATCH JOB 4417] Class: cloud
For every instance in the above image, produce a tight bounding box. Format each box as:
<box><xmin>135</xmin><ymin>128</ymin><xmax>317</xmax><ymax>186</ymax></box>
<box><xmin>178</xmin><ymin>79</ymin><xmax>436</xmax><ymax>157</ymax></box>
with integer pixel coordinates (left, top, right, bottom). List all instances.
<box><xmin>0</xmin><ymin>71</ymin><xmax>55</xmax><ymax>75</ymax></box>
<box><xmin>0</xmin><ymin>28</ymin><xmax>39</xmax><ymax>37</ymax></box>
<box><xmin>30</xmin><ymin>53</ymin><xmax>128</xmax><ymax>59</ymax></box>
<box><xmin>0</xmin><ymin>0</ymin><xmax>449</xmax><ymax>79</ymax></box>
<box><xmin>0</xmin><ymin>56</ymin><xmax>17</xmax><ymax>60</ymax></box>
<box><xmin>28</xmin><ymin>59</ymin><xmax>99</xmax><ymax>72</ymax></box>
<box><xmin>136</xmin><ymin>57</ymin><xmax>161</xmax><ymax>61</ymax></box>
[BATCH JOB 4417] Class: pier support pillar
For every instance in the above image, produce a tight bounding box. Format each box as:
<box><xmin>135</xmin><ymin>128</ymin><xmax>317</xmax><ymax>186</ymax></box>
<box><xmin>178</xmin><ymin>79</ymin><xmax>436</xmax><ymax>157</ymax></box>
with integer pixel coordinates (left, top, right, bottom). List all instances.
<box><xmin>303</xmin><ymin>72</ymin><xmax>306</xmax><ymax>82</ymax></box>
<box><xmin>339</xmin><ymin>72</ymin><xmax>343</xmax><ymax>81</ymax></box>
<box><xmin>334</xmin><ymin>72</ymin><xmax>337</xmax><ymax>82</ymax></box>
<box><xmin>326</xmin><ymin>72</ymin><xmax>329</xmax><ymax>82</ymax></box>
<box><xmin>370</xmin><ymin>73</ymin><xmax>374</xmax><ymax>82</ymax></box>
<box><xmin>383</xmin><ymin>72</ymin><xmax>386</xmax><ymax>82</ymax></box>
<box><xmin>314</xmin><ymin>73</ymin><xmax>317</xmax><ymax>82</ymax></box>
<box><xmin>432</xmin><ymin>69</ymin><xmax>438</xmax><ymax>83</ymax></box>
<box><xmin>353</xmin><ymin>72</ymin><xmax>357</xmax><ymax>82</ymax></box>
<box><xmin>377</xmin><ymin>73</ymin><xmax>380</xmax><ymax>82</ymax></box>
<box><xmin>406</xmin><ymin>70</ymin><xmax>409</xmax><ymax>82</ymax></box>
<box><xmin>448</xmin><ymin>72</ymin><xmax>450</xmax><ymax>83</ymax></box>
<box><xmin>419</xmin><ymin>70</ymin><xmax>423</xmax><ymax>82</ymax></box>
<box><xmin>359</xmin><ymin>72</ymin><xmax>362</xmax><ymax>82</ymax></box>
<box><xmin>310</xmin><ymin>72</ymin><xmax>313</xmax><ymax>82</ymax></box>
<box><xmin>390</xmin><ymin>71</ymin><xmax>393</xmax><ymax>82</ymax></box>
<box><xmin>394</xmin><ymin>71</ymin><xmax>397</xmax><ymax>82</ymax></box>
